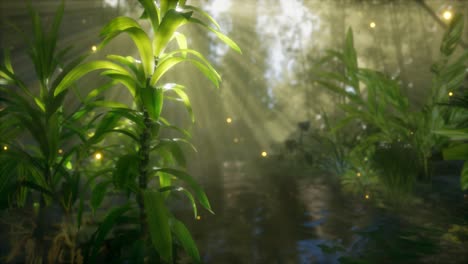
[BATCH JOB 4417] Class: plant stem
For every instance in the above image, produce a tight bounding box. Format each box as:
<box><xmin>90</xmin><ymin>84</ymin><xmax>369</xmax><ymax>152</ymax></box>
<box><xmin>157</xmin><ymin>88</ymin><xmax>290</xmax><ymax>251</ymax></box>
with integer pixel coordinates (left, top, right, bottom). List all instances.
<box><xmin>138</xmin><ymin>109</ymin><xmax>151</xmax><ymax>237</ymax></box>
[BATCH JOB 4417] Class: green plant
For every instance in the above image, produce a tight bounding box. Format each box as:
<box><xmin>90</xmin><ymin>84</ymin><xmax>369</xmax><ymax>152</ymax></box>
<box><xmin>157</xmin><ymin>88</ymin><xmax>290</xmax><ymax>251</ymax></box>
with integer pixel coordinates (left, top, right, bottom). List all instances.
<box><xmin>52</xmin><ymin>0</ymin><xmax>241</xmax><ymax>262</ymax></box>
<box><xmin>436</xmin><ymin>90</ymin><xmax>468</xmax><ymax>191</ymax></box>
<box><xmin>315</xmin><ymin>14</ymin><xmax>466</xmax><ymax>193</ymax></box>
<box><xmin>0</xmin><ymin>1</ymin><xmax>109</xmax><ymax>262</ymax></box>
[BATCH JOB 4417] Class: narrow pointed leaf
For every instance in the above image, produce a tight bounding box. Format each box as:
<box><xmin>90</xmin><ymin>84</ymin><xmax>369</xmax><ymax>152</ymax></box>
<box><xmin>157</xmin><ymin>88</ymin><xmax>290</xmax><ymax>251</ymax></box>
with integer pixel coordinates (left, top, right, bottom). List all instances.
<box><xmin>138</xmin><ymin>0</ymin><xmax>160</xmax><ymax>30</ymax></box>
<box><xmin>144</xmin><ymin>190</ymin><xmax>173</xmax><ymax>262</ymax></box>
<box><xmin>55</xmin><ymin>60</ymin><xmax>128</xmax><ymax>96</ymax></box>
<box><xmin>154</xmin><ymin>10</ymin><xmax>192</xmax><ymax>57</ymax></box>
<box><xmin>154</xmin><ymin>168</ymin><xmax>212</xmax><ymax>213</ymax></box>
<box><xmin>189</xmin><ymin>17</ymin><xmax>241</xmax><ymax>54</ymax></box>
<box><xmin>141</xmin><ymin>86</ymin><xmax>164</xmax><ymax>120</ymax></box>
<box><xmin>171</xmin><ymin>218</ymin><xmax>201</xmax><ymax>263</ymax></box>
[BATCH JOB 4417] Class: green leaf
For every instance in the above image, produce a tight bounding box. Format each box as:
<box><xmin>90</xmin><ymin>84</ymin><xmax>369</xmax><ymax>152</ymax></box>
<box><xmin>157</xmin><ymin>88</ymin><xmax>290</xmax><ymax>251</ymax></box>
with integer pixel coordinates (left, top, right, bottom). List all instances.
<box><xmin>88</xmin><ymin>205</ymin><xmax>131</xmax><ymax>263</ymax></box>
<box><xmin>113</xmin><ymin>154</ymin><xmax>139</xmax><ymax>191</ymax></box>
<box><xmin>154</xmin><ymin>168</ymin><xmax>212</xmax><ymax>213</ymax></box>
<box><xmin>188</xmin><ymin>59</ymin><xmax>220</xmax><ymax>88</ymax></box>
<box><xmin>442</xmin><ymin>143</ymin><xmax>468</xmax><ymax>160</ymax></box>
<box><xmin>189</xmin><ymin>17</ymin><xmax>242</xmax><ymax>54</ymax></box>
<box><xmin>153</xmin><ymin>10</ymin><xmax>192</xmax><ymax>57</ymax></box>
<box><xmin>101</xmin><ymin>72</ymin><xmax>137</xmax><ymax>97</ymax></box>
<box><xmin>141</xmin><ymin>86</ymin><xmax>164</xmax><ymax>121</ymax></box>
<box><xmin>91</xmin><ymin>181</ymin><xmax>109</xmax><ymax>212</ymax></box>
<box><xmin>173</xmin><ymin>32</ymin><xmax>187</xmax><ymax>57</ymax></box>
<box><xmin>160</xmin><ymin>0</ymin><xmax>179</xmax><ymax>19</ymax></box>
<box><xmin>159</xmin><ymin>186</ymin><xmax>198</xmax><ymax>218</ymax></box>
<box><xmin>55</xmin><ymin>60</ymin><xmax>128</xmax><ymax>96</ymax></box>
<box><xmin>183</xmin><ymin>5</ymin><xmax>221</xmax><ymax>29</ymax></box>
<box><xmin>440</xmin><ymin>14</ymin><xmax>464</xmax><ymax>56</ymax></box>
<box><xmin>150</xmin><ymin>57</ymin><xmax>185</xmax><ymax>86</ymax></box>
<box><xmin>34</xmin><ymin>97</ymin><xmax>45</xmax><ymax>112</ymax></box>
<box><xmin>100</xmin><ymin>17</ymin><xmax>154</xmax><ymax>77</ymax></box>
<box><xmin>435</xmin><ymin>129</ymin><xmax>468</xmax><ymax>141</ymax></box>
<box><xmin>462</xmin><ymin>161</ymin><xmax>468</xmax><ymax>190</ymax></box>
<box><xmin>92</xmin><ymin>112</ymin><xmax>122</xmax><ymax>142</ymax></box>
<box><xmin>138</xmin><ymin>0</ymin><xmax>160</xmax><ymax>31</ymax></box>
<box><xmin>171</xmin><ymin>218</ymin><xmax>201</xmax><ymax>263</ymax></box>
<box><xmin>143</xmin><ymin>190</ymin><xmax>173</xmax><ymax>263</ymax></box>
<box><xmin>165</xmin><ymin>84</ymin><xmax>194</xmax><ymax>122</ymax></box>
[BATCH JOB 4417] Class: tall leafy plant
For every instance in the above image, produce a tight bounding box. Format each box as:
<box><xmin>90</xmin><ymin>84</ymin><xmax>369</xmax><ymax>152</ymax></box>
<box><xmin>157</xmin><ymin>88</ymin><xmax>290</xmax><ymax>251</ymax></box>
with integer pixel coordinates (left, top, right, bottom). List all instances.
<box><xmin>0</xmin><ymin>1</ymin><xmax>109</xmax><ymax>262</ymax></box>
<box><xmin>53</xmin><ymin>0</ymin><xmax>241</xmax><ymax>262</ymax></box>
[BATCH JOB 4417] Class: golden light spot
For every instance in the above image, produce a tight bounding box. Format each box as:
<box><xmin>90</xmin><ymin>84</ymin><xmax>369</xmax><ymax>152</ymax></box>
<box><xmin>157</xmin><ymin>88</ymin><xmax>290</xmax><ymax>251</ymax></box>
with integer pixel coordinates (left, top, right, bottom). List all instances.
<box><xmin>3</xmin><ymin>145</ymin><xmax>7</xmax><ymax>151</ymax></box>
<box><xmin>196</xmin><ymin>215</ymin><xmax>201</xmax><ymax>220</ymax></box>
<box><xmin>443</xmin><ymin>10</ymin><xmax>452</xmax><ymax>20</ymax></box>
<box><xmin>94</xmin><ymin>152</ymin><xmax>103</xmax><ymax>160</ymax></box>
<box><xmin>91</xmin><ymin>45</ymin><xmax>97</xmax><ymax>52</ymax></box>
<box><xmin>365</xmin><ymin>194</ymin><xmax>370</xmax><ymax>199</ymax></box>
<box><xmin>234</xmin><ymin>138</ymin><xmax>239</xmax><ymax>143</ymax></box>
<box><xmin>449</xmin><ymin>91</ymin><xmax>454</xmax><ymax>97</ymax></box>
<box><xmin>356</xmin><ymin>172</ymin><xmax>361</xmax><ymax>177</ymax></box>
<box><xmin>226</xmin><ymin>117</ymin><xmax>232</xmax><ymax>124</ymax></box>
<box><xmin>88</xmin><ymin>132</ymin><xmax>95</xmax><ymax>138</ymax></box>
<box><xmin>261</xmin><ymin>151</ymin><xmax>268</xmax><ymax>157</ymax></box>
<box><xmin>33</xmin><ymin>202</ymin><xmax>40</xmax><ymax>214</ymax></box>
<box><xmin>369</xmin><ymin>22</ymin><xmax>376</xmax><ymax>28</ymax></box>
<box><xmin>58</xmin><ymin>149</ymin><xmax>63</xmax><ymax>154</ymax></box>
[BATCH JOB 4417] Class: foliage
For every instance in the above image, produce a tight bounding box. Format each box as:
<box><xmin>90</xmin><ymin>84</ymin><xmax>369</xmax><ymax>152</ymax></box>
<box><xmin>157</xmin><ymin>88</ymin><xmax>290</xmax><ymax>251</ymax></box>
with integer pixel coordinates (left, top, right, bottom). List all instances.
<box><xmin>51</xmin><ymin>0</ymin><xmax>240</xmax><ymax>263</ymax></box>
<box><xmin>0</xmin><ymin>1</ymin><xmax>109</xmax><ymax>261</ymax></box>
<box><xmin>436</xmin><ymin>91</ymin><xmax>468</xmax><ymax>191</ymax></box>
<box><xmin>313</xmin><ymin>13</ymin><xmax>467</xmax><ymax>196</ymax></box>
<box><xmin>1</xmin><ymin>0</ymin><xmax>240</xmax><ymax>263</ymax></box>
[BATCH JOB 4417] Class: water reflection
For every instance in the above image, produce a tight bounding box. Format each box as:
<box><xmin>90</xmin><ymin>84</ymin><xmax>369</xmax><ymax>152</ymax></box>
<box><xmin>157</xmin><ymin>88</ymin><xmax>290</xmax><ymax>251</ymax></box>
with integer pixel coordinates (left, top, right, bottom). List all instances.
<box><xmin>179</xmin><ymin>159</ymin><xmax>376</xmax><ymax>263</ymax></box>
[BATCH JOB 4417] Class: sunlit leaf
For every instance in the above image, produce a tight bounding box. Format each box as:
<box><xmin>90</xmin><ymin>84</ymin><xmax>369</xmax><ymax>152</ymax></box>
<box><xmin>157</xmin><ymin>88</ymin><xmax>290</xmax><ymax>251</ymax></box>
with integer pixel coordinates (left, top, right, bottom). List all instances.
<box><xmin>153</xmin><ymin>167</ymin><xmax>212</xmax><ymax>213</ymax></box>
<box><xmin>54</xmin><ymin>60</ymin><xmax>128</xmax><ymax>96</ymax></box>
<box><xmin>189</xmin><ymin>17</ymin><xmax>241</xmax><ymax>54</ymax></box>
<box><xmin>154</xmin><ymin>10</ymin><xmax>192</xmax><ymax>57</ymax></box>
<box><xmin>150</xmin><ymin>57</ymin><xmax>185</xmax><ymax>85</ymax></box>
<box><xmin>100</xmin><ymin>17</ymin><xmax>154</xmax><ymax>77</ymax></box>
<box><xmin>141</xmin><ymin>86</ymin><xmax>164</xmax><ymax>121</ymax></box>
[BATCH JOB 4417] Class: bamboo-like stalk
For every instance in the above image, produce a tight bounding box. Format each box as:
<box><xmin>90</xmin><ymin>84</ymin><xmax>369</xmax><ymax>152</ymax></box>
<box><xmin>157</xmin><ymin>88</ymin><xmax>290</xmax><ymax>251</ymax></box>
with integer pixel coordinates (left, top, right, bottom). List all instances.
<box><xmin>138</xmin><ymin>109</ymin><xmax>151</xmax><ymax>237</ymax></box>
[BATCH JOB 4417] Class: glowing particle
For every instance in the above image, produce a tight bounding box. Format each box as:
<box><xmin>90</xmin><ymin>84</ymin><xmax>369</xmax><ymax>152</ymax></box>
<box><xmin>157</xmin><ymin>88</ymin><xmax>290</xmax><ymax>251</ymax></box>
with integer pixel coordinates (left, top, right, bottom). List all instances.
<box><xmin>3</xmin><ymin>145</ymin><xmax>7</xmax><ymax>151</ymax></box>
<box><xmin>356</xmin><ymin>172</ymin><xmax>361</xmax><ymax>177</ymax></box>
<box><xmin>226</xmin><ymin>117</ymin><xmax>232</xmax><ymax>124</ymax></box>
<box><xmin>365</xmin><ymin>194</ymin><xmax>370</xmax><ymax>199</ymax></box>
<box><xmin>58</xmin><ymin>149</ymin><xmax>63</xmax><ymax>154</ymax></box>
<box><xmin>369</xmin><ymin>22</ymin><xmax>376</xmax><ymax>28</ymax></box>
<box><xmin>261</xmin><ymin>151</ymin><xmax>268</xmax><ymax>157</ymax></box>
<box><xmin>234</xmin><ymin>138</ymin><xmax>239</xmax><ymax>143</ymax></box>
<box><xmin>449</xmin><ymin>91</ymin><xmax>454</xmax><ymax>97</ymax></box>
<box><xmin>443</xmin><ymin>10</ymin><xmax>452</xmax><ymax>20</ymax></box>
<box><xmin>94</xmin><ymin>152</ymin><xmax>103</xmax><ymax>160</ymax></box>
<box><xmin>196</xmin><ymin>215</ymin><xmax>201</xmax><ymax>220</ymax></box>
<box><xmin>410</xmin><ymin>131</ymin><xmax>414</xmax><ymax>135</ymax></box>
<box><xmin>91</xmin><ymin>45</ymin><xmax>97</xmax><ymax>52</ymax></box>
<box><xmin>33</xmin><ymin>202</ymin><xmax>40</xmax><ymax>214</ymax></box>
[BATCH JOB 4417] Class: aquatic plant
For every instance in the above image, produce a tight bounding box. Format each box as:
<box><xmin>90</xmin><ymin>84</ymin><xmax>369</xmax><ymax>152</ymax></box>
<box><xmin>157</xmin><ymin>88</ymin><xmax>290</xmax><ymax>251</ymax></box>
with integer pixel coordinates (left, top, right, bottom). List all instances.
<box><xmin>314</xmin><ymin>13</ymin><xmax>467</xmax><ymax>198</ymax></box>
<box><xmin>52</xmin><ymin>0</ymin><xmax>240</xmax><ymax>262</ymax></box>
